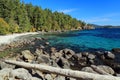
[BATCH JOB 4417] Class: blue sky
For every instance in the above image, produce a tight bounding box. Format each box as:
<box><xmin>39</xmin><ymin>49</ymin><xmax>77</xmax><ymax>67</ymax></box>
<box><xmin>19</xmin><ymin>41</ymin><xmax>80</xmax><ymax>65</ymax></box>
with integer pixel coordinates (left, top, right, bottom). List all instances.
<box><xmin>22</xmin><ymin>0</ymin><xmax>120</xmax><ymax>26</ymax></box>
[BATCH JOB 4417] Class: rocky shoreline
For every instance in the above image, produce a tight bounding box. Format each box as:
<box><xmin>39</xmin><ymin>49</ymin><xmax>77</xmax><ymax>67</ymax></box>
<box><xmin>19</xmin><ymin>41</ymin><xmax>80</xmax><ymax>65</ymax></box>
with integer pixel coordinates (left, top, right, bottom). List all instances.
<box><xmin>0</xmin><ymin>37</ymin><xmax>120</xmax><ymax>80</ymax></box>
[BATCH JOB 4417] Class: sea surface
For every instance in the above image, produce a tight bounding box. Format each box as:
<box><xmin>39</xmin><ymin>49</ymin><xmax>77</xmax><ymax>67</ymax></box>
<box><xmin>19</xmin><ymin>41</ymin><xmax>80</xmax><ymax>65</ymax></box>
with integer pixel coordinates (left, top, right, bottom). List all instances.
<box><xmin>29</xmin><ymin>28</ymin><xmax>120</xmax><ymax>52</ymax></box>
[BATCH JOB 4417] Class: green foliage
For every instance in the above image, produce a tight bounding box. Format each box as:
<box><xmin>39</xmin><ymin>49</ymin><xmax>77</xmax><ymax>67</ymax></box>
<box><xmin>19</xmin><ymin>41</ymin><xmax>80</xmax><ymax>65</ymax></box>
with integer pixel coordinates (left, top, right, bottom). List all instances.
<box><xmin>0</xmin><ymin>18</ymin><xmax>10</xmax><ymax>34</ymax></box>
<box><xmin>8</xmin><ymin>19</ymin><xmax>19</xmax><ymax>33</ymax></box>
<box><xmin>0</xmin><ymin>0</ymin><xmax>87</xmax><ymax>34</ymax></box>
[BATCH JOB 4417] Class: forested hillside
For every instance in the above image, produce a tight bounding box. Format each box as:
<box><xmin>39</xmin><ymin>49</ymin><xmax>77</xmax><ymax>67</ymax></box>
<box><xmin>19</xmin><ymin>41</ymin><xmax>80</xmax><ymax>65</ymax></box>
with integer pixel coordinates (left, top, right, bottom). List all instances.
<box><xmin>0</xmin><ymin>0</ymin><xmax>86</xmax><ymax>35</ymax></box>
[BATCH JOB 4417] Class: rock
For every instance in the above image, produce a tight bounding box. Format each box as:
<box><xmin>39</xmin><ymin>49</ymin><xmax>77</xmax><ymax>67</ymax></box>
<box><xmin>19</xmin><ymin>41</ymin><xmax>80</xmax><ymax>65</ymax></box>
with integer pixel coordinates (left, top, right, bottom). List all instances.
<box><xmin>11</xmin><ymin>68</ymin><xmax>32</xmax><ymax>80</ymax></box>
<box><xmin>100</xmin><ymin>54</ymin><xmax>105</xmax><ymax>60</ymax></box>
<box><xmin>0</xmin><ymin>68</ymin><xmax>12</xmax><ymax>80</ymax></box>
<box><xmin>88</xmin><ymin>54</ymin><xmax>96</xmax><ymax>60</ymax></box>
<box><xmin>69</xmin><ymin>78</ymin><xmax>76</xmax><ymax>80</ymax></box>
<box><xmin>57</xmin><ymin>57</ymin><xmax>70</xmax><ymax>69</ymax></box>
<box><xmin>97</xmin><ymin>65</ymin><xmax>115</xmax><ymax>75</ymax></box>
<box><xmin>53</xmin><ymin>52</ymin><xmax>63</xmax><ymax>58</ymax></box>
<box><xmin>32</xmin><ymin>70</ymin><xmax>44</xmax><ymax>79</ymax></box>
<box><xmin>44</xmin><ymin>74</ymin><xmax>53</xmax><ymax>80</ymax></box>
<box><xmin>50</xmin><ymin>60</ymin><xmax>59</xmax><ymax>67</ymax></box>
<box><xmin>63</xmin><ymin>49</ymin><xmax>75</xmax><ymax>59</ymax></box>
<box><xmin>90</xmin><ymin>65</ymin><xmax>115</xmax><ymax>75</ymax></box>
<box><xmin>51</xmin><ymin>74</ymin><xmax>57</xmax><ymax>79</ymax></box>
<box><xmin>82</xmin><ymin>65</ymin><xmax>115</xmax><ymax>75</ymax></box>
<box><xmin>104</xmin><ymin>51</ymin><xmax>115</xmax><ymax>60</ymax></box>
<box><xmin>63</xmin><ymin>49</ymin><xmax>75</xmax><ymax>55</ymax></box>
<box><xmin>81</xmin><ymin>67</ymin><xmax>97</xmax><ymax>73</ymax></box>
<box><xmin>89</xmin><ymin>59</ymin><xmax>94</xmax><ymax>64</ymax></box>
<box><xmin>40</xmin><ymin>45</ymin><xmax>45</xmax><ymax>49</ymax></box>
<box><xmin>116</xmin><ymin>74</ymin><xmax>120</xmax><ymax>77</ymax></box>
<box><xmin>21</xmin><ymin>50</ymin><xmax>34</xmax><ymax>62</ymax></box>
<box><xmin>32</xmin><ymin>77</ymin><xmax>42</xmax><ymax>80</ymax></box>
<box><xmin>69</xmin><ymin>55</ymin><xmax>87</xmax><ymax>70</ymax></box>
<box><xmin>56</xmin><ymin>58</ymin><xmax>64</xmax><ymax>67</ymax></box>
<box><xmin>35</xmin><ymin>49</ymin><xmax>44</xmax><ymax>56</ymax></box>
<box><xmin>95</xmin><ymin>51</ymin><xmax>103</xmax><ymax>54</ymax></box>
<box><xmin>31</xmin><ymin>42</ymin><xmax>35</xmax><ymax>45</ymax></box>
<box><xmin>76</xmin><ymin>53</ymin><xmax>82</xmax><ymax>58</ymax></box>
<box><xmin>35</xmin><ymin>37</ymin><xmax>42</xmax><ymax>41</ymax></box>
<box><xmin>65</xmin><ymin>77</ymin><xmax>76</xmax><ymax>80</ymax></box>
<box><xmin>45</xmin><ymin>42</ymin><xmax>49</xmax><ymax>45</ymax></box>
<box><xmin>54</xmin><ymin>76</ymin><xmax>65</xmax><ymax>80</ymax></box>
<box><xmin>78</xmin><ymin>57</ymin><xmax>87</xmax><ymax>67</ymax></box>
<box><xmin>0</xmin><ymin>77</ymin><xmax>3</xmax><ymax>80</ymax></box>
<box><xmin>50</xmin><ymin>47</ymin><xmax>57</xmax><ymax>53</ymax></box>
<box><xmin>0</xmin><ymin>62</ymin><xmax>15</xmax><ymax>69</ymax></box>
<box><xmin>37</xmin><ymin>55</ymin><xmax>50</xmax><ymax>64</ymax></box>
<box><xmin>50</xmin><ymin>55</ymin><xmax>57</xmax><ymax>60</ymax></box>
<box><xmin>82</xmin><ymin>52</ymin><xmax>89</xmax><ymax>57</ymax></box>
<box><xmin>68</xmin><ymin>54</ymin><xmax>78</xmax><ymax>67</ymax></box>
<box><xmin>112</xmin><ymin>48</ymin><xmax>120</xmax><ymax>53</ymax></box>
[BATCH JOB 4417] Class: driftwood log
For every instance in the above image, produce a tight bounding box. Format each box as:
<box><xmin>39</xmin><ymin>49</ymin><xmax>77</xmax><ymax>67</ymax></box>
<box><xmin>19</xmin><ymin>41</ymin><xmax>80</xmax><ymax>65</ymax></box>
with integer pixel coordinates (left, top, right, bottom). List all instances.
<box><xmin>4</xmin><ymin>60</ymin><xmax>120</xmax><ymax>80</ymax></box>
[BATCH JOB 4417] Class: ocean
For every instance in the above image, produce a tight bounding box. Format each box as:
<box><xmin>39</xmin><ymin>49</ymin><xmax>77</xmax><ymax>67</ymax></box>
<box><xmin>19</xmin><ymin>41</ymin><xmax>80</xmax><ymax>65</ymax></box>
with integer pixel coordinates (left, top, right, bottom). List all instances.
<box><xmin>29</xmin><ymin>28</ymin><xmax>120</xmax><ymax>52</ymax></box>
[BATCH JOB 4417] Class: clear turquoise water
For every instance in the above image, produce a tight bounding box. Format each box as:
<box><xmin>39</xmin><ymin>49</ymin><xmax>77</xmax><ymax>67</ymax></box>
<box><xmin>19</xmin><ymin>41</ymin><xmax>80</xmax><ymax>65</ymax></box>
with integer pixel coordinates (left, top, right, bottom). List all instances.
<box><xmin>36</xmin><ymin>28</ymin><xmax>120</xmax><ymax>52</ymax></box>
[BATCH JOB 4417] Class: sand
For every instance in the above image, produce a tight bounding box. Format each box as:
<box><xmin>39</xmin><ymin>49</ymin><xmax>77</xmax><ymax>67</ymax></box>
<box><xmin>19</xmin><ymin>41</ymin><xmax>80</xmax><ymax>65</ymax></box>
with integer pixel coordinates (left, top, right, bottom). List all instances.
<box><xmin>0</xmin><ymin>32</ymin><xmax>39</xmax><ymax>45</ymax></box>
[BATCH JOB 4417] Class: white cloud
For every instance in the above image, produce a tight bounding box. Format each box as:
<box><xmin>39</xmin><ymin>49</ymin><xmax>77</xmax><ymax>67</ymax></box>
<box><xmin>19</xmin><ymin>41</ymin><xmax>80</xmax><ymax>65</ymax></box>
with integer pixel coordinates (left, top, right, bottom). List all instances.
<box><xmin>58</xmin><ymin>9</ymin><xmax>76</xmax><ymax>13</ymax></box>
<box><xmin>86</xmin><ymin>18</ymin><xmax>111</xmax><ymax>23</ymax></box>
<box><xmin>84</xmin><ymin>13</ymin><xmax>120</xmax><ymax>23</ymax></box>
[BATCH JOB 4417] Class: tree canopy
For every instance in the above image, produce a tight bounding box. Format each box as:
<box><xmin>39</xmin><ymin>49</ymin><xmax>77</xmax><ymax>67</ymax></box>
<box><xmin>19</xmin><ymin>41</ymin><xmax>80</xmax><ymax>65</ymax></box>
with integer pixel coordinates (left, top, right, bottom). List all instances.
<box><xmin>0</xmin><ymin>0</ymin><xmax>86</xmax><ymax>35</ymax></box>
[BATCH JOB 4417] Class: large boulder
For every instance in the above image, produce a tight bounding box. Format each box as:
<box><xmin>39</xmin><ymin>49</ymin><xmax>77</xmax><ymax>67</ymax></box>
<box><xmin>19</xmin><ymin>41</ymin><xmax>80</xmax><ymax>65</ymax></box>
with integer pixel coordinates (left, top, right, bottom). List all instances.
<box><xmin>50</xmin><ymin>60</ymin><xmax>59</xmax><ymax>67</ymax></box>
<box><xmin>32</xmin><ymin>77</ymin><xmax>42</xmax><ymax>80</ymax></box>
<box><xmin>32</xmin><ymin>69</ymin><xmax>44</xmax><ymax>79</ymax></box>
<box><xmin>0</xmin><ymin>68</ymin><xmax>12</xmax><ymax>80</ymax></box>
<box><xmin>69</xmin><ymin>55</ymin><xmax>87</xmax><ymax>70</ymax></box>
<box><xmin>44</xmin><ymin>74</ymin><xmax>53</xmax><ymax>80</ymax></box>
<box><xmin>0</xmin><ymin>62</ymin><xmax>15</xmax><ymax>69</ymax></box>
<box><xmin>37</xmin><ymin>55</ymin><xmax>50</xmax><ymax>64</ymax></box>
<box><xmin>54</xmin><ymin>75</ymin><xmax>65</xmax><ymax>80</ymax></box>
<box><xmin>21</xmin><ymin>50</ymin><xmax>34</xmax><ymax>62</ymax></box>
<box><xmin>112</xmin><ymin>48</ymin><xmax>120</xmax><ymax>53</ymax></box>
<box><xmin>97</xmin><ymin>65</ymin><xmax>115</xmax><ymax>75</ymax></box>
<box><xmin>76</xmin><ymin>53</ymin><xmax>82</xmax><ymax>58</ymax></box>
<box><xmin>62</xmin><ymin>48</ymin><xmax>75</xmax><ymax>59</ymax></box>
<box><xmin>35</xmin><ymin>49</ymin><xmax>44</xmax><ymax>56</ymax></box>
<box><xmin>11</xmin><ymin>68</ymin><xmax>32</xmax><ymax>80</ymax></box>
<box><xmin>82</xmin><ymin>65</ymin><xmax>115</xmax><ymax>75</ymax></box>
<box><xmin>50</xmin><ymin>47</ymin><xmax>57</xmax><ymax>53</ymax></box>
<box><xmin>81</xmin><ymin>67</ymin><xmax>97</xmax><ymax>73</ymax></box>
<box><xmin>104</xmin><ymin>51</ymin><xmax>115</xmax><ymax>60</ymax></box>
<box><xmin>88</xmin><ymin>54</ymin><xmax>96</xmax><ymax>60</ymax></box>
<box><xmin>82</xmin><ymin>52</ymin><xmax>89</xmax><ymax>57</ymax></box>
<box><xmin>57</xmin><ymin>57</ymin><xmax>70</xmax><ymax>69</ymax></box>
<box><xmin>91</xmin><ymin>65</ymin><xmax>115</xmax><ymax>75</ymax></box>
<box><xmin>51</xmin><ymin>52</ymin><xmax>63</xmax><ymax>59</ymax></box>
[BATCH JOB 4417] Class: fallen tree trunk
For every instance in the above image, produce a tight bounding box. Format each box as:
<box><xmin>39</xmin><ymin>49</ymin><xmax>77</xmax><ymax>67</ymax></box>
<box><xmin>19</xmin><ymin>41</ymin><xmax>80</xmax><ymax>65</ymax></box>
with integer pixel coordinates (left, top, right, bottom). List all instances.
<box><xmin>4</xmin><ymin>60</ymin><xmax>120</xmax><ymax>80</ymax></box>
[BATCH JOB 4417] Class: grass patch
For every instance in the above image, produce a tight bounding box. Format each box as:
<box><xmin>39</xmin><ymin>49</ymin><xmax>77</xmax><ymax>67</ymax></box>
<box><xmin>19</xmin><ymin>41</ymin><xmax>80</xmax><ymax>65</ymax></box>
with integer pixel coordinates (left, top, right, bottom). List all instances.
<box><xmin>0</xmin><ymin>44</ymin><xmax>35</xmax><ymax>58</ymax></box>
<box><xmin>0</xmin><ymin>48</ymin><xmax>21</xmax><ymax>58</ymax></box>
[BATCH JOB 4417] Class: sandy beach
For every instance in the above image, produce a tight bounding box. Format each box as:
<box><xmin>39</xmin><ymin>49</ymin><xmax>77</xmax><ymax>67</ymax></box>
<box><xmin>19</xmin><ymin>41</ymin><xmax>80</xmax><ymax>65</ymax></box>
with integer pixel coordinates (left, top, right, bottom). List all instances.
<box><xmin>0</xmin><ymin>32</ymin><xmax>39</xmax><ymax>45</ymax></box>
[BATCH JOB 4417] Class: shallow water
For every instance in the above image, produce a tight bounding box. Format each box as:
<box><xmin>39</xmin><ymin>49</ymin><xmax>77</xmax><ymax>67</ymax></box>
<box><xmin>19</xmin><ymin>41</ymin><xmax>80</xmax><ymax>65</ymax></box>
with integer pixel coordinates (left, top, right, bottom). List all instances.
<box><xmin>30</xmin><ymin>28</ymin><xmax>120</xmax><ymax>52</ymax></box>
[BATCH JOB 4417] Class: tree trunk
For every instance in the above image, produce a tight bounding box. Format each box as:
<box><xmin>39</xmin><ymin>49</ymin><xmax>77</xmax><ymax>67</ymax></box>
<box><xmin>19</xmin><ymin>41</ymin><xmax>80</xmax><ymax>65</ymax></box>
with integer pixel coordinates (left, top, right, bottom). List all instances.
<box><xmin>4</xmin><ymin>60</ymin><xmax>120</xmax><ymax>80</ymax></box>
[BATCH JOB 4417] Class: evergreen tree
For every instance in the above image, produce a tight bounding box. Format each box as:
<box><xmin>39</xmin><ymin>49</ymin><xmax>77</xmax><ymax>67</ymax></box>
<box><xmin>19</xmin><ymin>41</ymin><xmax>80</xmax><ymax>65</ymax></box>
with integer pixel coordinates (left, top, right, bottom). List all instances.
<box><xmin>0</xmin><ymin>0</ymin><xmax>89</xmax><ymax>34</ymax></box>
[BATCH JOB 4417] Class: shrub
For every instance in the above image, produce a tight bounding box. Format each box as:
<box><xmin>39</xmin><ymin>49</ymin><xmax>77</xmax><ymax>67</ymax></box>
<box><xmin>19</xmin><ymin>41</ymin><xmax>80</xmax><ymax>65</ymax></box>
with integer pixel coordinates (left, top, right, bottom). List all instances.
<box><xmin>0</xmin><ymin>18</ymin><xmax>10</xmax><ymax>35</ymax></box>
